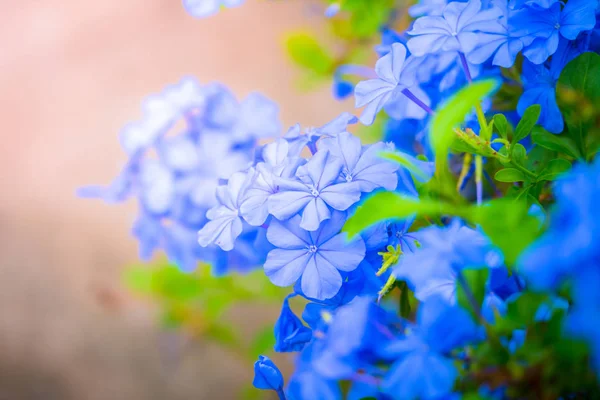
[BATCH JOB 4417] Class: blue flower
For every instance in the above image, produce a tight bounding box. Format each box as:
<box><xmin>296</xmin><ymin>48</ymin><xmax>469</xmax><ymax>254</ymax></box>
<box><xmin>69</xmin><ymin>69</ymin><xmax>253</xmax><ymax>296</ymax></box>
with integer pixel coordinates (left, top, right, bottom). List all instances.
<box><xmin>264</xmin><ymin>211</ymin><xmax>366</xmax><ymax>300</ymax></box>
<box><xmin>519</xmin><ymin>159</ymin><xmax>600</xmax><ymax>290</ymax></box>
<box><xmin>240</xmin><ymin>139</ymin><xmax>304</xmax><ymax>226</ymax></box>
<box><xmin>407</xmin><ymin>0</ymin><xmax>503</xmax><ymax>57</ymax></box>
<box><xmin>268</xmin><ymin>149</ymin><xmax>362</xmax><ymax>231</ymax></box>
<box><xmin>383</xmin><ymin>296</ymin><xmax>478</xmax><ymax>400</ymax></box>
<box><xmin>355</xmin><ymin>43</ymin><xmax>430</xmax><ymax>126</ymax></box>
<box><xmin>284</xmin><ymin>112</ymin><xmax>358</xmax><ymax>156</ymax></box>
<box><xmin>319</xmin><ymin>132</ymin><xmax>399</xmax><ymax>192</ymax></box>
<box><xmin>313</xmin><ymin>297</ymin><xmax>395</xmax><ymax>379</ymax></box>
<box><xmin>183</xmin><ymin>0</ymin><xmax>244</xmax><ymax>18</ymax></box>
<box><xmin>119</xmin><ymin>77</ymin><xmax>205</xmax><ymax>155</ymax></box>
<box><xmin>467</xmin><ymin>0</ymin><xmax>525</xmax><ymax>67</ymax></box>
<box><xmin>517</xmin><ymin>60</ymin><xmax>563</xmax><ymax>133</ymax></box>
<box><xmin>198</xmin><ymin>172</ymin><xmax>251</xmax><ymax>251</ymax></box>
<box><xmin>253</xmin><ymin>355</ymin><xmax>285</xmax><ymax>399</ymax></box>
<box><xmin>274</xmin><ymin>294</ymin><xmax>313</xmax><ymax>352</ymax></box>
<box><xmin>394</xmin><ymin>221</ymin><xmax>502</xmax><ymax>303</ymax></box>
<box><xmin>510</xmin><ymin>0</ymin><xmax>598</xmax><ymax>64</ymax></box>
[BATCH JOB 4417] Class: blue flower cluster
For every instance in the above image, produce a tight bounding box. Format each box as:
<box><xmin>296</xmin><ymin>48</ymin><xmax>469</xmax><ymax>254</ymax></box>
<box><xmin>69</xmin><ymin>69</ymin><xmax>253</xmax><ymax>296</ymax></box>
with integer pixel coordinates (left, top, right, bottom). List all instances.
<box><xmin>520</xmin><ymin>159</ymin><xmax>600</xmax><ymax>370</ymax></box>
<box><xmin>349</xmin><ymin>0</ymin><xmax>599</xmax><ymax>139</ymax></box>
<box><xmin>197</xmin><ymin>112</ymin><xmax>405</xmax><ymax>300</ymax></box>
<box><xmin>85</xmin><ymin>1</ymin><xmax>600</xmax><ymax>399</ymax></box>
<box><xmin>80</xmin><ymin>77</ymin><xmax>281</xmax><ymax>274</ymax></box>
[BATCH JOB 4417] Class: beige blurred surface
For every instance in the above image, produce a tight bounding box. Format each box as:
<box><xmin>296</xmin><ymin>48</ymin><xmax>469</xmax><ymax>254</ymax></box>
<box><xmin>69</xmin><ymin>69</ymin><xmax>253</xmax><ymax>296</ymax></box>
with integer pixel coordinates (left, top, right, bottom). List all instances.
<box><xmin>0</xmin><ymin>0</ymin><xmax>350</xmax><ymax>398</ymax></box>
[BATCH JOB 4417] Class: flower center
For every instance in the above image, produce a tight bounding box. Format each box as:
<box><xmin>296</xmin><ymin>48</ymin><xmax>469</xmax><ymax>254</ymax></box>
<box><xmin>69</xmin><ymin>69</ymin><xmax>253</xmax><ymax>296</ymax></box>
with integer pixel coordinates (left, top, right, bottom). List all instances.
<box><xmin>310</xmin><ymin>186</ymin><xmax>320</xmax><ymax>196</ymax></box>
<box><xmin>344</xmin><ymin>172</ymin><xmax>353</xmax><ymax>182</ymax></box>
<box><xmin>554</xmin><ymin>23</ymin><xmax>560</xmax><ymax>30</ymax></box>
<box><xmin>307</xmin><ymin>245</ymin><xmax>318</xmax><ymax>253</ymax></box>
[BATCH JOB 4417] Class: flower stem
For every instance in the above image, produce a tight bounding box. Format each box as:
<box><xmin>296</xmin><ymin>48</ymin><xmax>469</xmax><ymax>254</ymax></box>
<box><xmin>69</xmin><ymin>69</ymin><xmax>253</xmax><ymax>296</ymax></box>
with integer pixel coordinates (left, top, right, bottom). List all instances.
<box><xmin>401</xmin><ymin>88</ymin><xmax>435</xmax><ymax>116</ymax></box>
<box><xmin>276</xmin><ymin>389</ymin><xmax>287</xmax><ymax>400</ymax></box>
<box><xmin>475</xmin><ymin>155</ymin><xmax>483</xmax><ymax>205</ymax></box>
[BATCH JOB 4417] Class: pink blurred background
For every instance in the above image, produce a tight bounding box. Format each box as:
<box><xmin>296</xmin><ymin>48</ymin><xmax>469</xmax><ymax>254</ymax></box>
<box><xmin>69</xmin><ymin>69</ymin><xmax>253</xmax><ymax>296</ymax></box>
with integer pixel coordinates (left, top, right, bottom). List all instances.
<box><xmin>0</xmin><ymin>1</ymin><xmax>351</xmax><ymax>398</ymax></box>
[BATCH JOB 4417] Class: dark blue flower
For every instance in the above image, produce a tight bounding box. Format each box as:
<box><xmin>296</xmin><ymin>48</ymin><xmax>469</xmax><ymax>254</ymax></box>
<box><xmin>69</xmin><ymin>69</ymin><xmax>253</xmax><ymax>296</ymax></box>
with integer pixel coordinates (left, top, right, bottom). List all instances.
<box><xmin>394</xmin><ymin>221</ymin><xmax>502</xmax><ymax>303</ymax></box>
<box><xmin>253</xmin><ymin>355</ymin><xmax>285</xmax><ymax>399</ymax></box>
<box><xmin>383</xmin><ymin>296</ymin><xmax>478</xmax><ymax>400</ymax></box>
<box><xmin>274</xmin><ymin>294</ymin><xmax>313</xmax><ymax>352</ymax></box>
<box><xmin>510</xmin><ymin>0</ymin><xmax>598</xmax><ymax>64</ymax></box>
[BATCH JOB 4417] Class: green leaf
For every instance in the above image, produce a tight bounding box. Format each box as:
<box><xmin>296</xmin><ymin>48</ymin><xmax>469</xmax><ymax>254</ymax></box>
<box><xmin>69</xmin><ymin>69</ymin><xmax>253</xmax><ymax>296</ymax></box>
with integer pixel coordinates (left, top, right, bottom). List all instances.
<box><xmin>513</xmin><ymin>104</ymin><xmax>540</xmax><ymax>144</ymax></box>
<box><xmin>285</xmin><ymin>32</ymin><xmax>335</xmax><ymax>75</ymax></box>
<box><xmin>511</xmin><ymin>143</ymin><xmax>527</xmax><ymax>166</ymax></box>
<box><xmin>380</xmin><ymin>151</ymin><xmax>430</xmax><ymax>181</ymax></box>
<box><xmin>495</xmin><ymin>168</ymin><xmax>526</xmax><ymax>182</ymax></box>
<box><xmin>343</xmin><ymin>192</ymin><xmax>472</xmax><ymax>238</ymax></box>
<box><xmin>474</xmin><ymin>199</ymin><xmax>542</xmax><ymax>266</ymax></box>
<box><xmin>457</xmin><ymin>268</ymin><xmax>490</xmax><ymax>319</ymax></box>
<box><xmin>558</xmin><ymin>52</ymin><xmax>600</xmax><ymax>157</ymax></box>
<box><xmin>493</xmin><ymin>113</ymin><xmax>510</xmax><ymax>140</ymax></box>
<box><xmin>537</xmin><ymin>159</ymin><xmax>572</xmax><ymax>182</ymax></box>
<box><xmin>531</xmin><ymin>126</ymin><xmax>581</xmax><ymax>159</ymax></box>
<box><xmin>431</xmin><ymin>79</ymin><xmax>499</xmax><ymax>174</ymax></box>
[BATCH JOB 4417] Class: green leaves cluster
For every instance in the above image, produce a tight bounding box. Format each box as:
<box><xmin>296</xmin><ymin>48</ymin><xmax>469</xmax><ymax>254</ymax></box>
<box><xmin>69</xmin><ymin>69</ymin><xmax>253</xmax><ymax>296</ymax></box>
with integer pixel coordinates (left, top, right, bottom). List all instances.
<box><xmin>125</xmin><ymin>262</ymin><xmax>286</xmax><ymax>362</ymax></box>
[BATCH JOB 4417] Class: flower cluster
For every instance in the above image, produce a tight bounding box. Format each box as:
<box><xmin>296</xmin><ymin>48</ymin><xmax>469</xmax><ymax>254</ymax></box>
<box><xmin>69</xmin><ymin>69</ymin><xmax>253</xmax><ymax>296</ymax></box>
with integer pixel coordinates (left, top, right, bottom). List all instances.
<box><xmin>197</xmin><ymin>112</ymin><xmax>405</xmax><ymax>300</ymax></box>
<box><xmin>84</xmin><ymin>0</ymin><xmax>600</xmax><ymax>399</ymax></box>
<box><xmin>79</xmin><ymin>77</ymin><xmax>281</xmax><ymax>274</ymax></box>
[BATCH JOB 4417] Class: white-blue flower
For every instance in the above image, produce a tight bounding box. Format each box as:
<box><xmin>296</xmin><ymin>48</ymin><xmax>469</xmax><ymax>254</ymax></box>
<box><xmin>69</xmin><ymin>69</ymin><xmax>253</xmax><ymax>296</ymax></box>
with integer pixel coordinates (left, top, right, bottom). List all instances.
<box><xmin>183</xmin><ymin>0</ymin><xmax>244</xmax><ymax>18</ymax></box>
<box><xmin>197</xmin><ymin>171</ymin><xmax>251</xmax><ymax>251</ymax></box>
<box><xmin>264</xmin><ymin>211</ymin><xmax>366</xmax><ymax>300</ymax></box>
<box><xmin>268</xmin><ymin>149</ymin><xmax>362</xmax><ymax>231</ymax></box>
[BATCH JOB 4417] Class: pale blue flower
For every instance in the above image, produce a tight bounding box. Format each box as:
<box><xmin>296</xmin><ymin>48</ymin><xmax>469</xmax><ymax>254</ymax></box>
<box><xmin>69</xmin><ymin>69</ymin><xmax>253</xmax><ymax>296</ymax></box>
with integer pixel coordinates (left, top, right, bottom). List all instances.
<box><xmin>120</xmin><ymin>77</ymin><xmax>205</xmax><ymax>155</ymax></box>
<box><xmin>355</xmin><ymin>43</ymin><xmax>431</xmax><ymax>125</ymax></box>
<box><xmin>197</xmin><ymin>171</ymin><xmax>251</xmax><ymax>251</ymax></box>
<box><xmin>264</xmin><ymin>211</ymin><xmax>366</xmax><ymax>300</ymax></box>
<box><xmin>407</xmin><ymin>0</ymin><xmax>503</xmax><ymax>57</ymax></box>
<box><xmin>183</xmin><ymin>0</ymin><xmax>244</xmax><ymax>18</ymax></box>
<box><xmin>268</xmin><ymin>149</ymin><xmax>362</xmax><ymax>231</ymax></box>
<box><xmin>240</xmin><ymin>139</ymin><xmax>304</xmax><ymax>226</ymax></box>
<box><xmin>319</xmin><ymin>132</ymin><xmax>399</xmax><ymax>192</ymax></box>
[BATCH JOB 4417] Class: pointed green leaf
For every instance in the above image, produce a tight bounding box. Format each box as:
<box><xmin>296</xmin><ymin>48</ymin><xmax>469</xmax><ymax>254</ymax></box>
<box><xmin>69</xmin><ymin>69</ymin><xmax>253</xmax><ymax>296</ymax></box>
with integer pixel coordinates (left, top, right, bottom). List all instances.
<box><xmin>531</xmin><ymin>126</ymin><xmax>581</xmax><ymax>159</ymax></box>
<box><xmin>511</xmin><ymin>143</ymin><xmax>527</xmax><ymax>166</ymax></box>
<box><xmin>537</xmin><ymin>159</ymin><xmax>572</xmax><ymax>182</ymax></box>
<box><xmin>558</xmin><ymin>52</ymin><xmax>600</xmax><ymax>157</ymax></box>
<box><xmin>343</xmin><ymin>192</ymin><xmax>472</xmax><ymax>238</ymax></box>
<box><xmin>431</xmin><ymin>79</ymin><xmax>499</xmax><ymax>173</ymax></box>
<box><xmin>493</xmin><ymin>113</ymin><xmax>510</xmax><ymax>140</ymax></box>
<box><xmin>513</xmin><ymin>104</ymin><xmax>540</xmax><ymax>144</ymax></box>
<box><xmin>495</xmin><ymin>168</ymin><xmax>526</xmax><ymax>182</ymax></box>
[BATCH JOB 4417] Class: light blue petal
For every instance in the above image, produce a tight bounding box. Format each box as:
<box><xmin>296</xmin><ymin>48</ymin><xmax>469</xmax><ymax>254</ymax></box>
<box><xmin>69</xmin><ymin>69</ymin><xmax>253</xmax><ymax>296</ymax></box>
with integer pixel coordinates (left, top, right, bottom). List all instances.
<box><xmin>300</xmin><ymin>198</ymin><xmax>332</xmax><ymax>231</ymax></box>
<box><xmin>301</xmin><ymin>254</ymin><xmax>343</xmax><ymax>300</ymax></box>
<box><xmin>264</xmin><ymin>249</ymin><xmax>311</xmax><ymax>287</ymax></box>
<box><xmin>318</xmin><ymin>234</ymin><xmax>366</xmax><ymax>272</ymax></box>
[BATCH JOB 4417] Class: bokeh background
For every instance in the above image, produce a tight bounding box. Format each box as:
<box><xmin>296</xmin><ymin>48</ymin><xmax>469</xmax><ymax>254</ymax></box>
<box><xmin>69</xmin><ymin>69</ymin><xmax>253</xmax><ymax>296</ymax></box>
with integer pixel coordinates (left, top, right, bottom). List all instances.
<box><xmin>0</xmin><ymin>1</ymin><xmax>352</xmax><ymax>398</ymax></box>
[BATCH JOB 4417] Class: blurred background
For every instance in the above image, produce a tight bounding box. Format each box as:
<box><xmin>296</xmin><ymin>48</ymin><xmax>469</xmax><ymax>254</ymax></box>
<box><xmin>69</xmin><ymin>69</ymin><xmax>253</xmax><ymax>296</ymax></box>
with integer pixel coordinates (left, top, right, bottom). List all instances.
<box><xmin>0</xmin><ymin>1</ymin><xmax>352</xmax><ymax>398</ymax></box>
